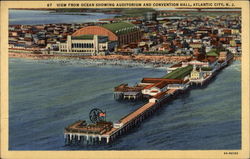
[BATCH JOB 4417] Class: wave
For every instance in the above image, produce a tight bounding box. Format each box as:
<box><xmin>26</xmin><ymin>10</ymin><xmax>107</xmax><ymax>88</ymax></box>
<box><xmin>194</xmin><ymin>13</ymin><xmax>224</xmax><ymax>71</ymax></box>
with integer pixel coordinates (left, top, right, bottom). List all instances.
<box><xmin>227</xmin><ymin>61</ymin><xmax>241</xmax><ymax>72</ymax></box>
<box><xmin>31</xmin><ymin>58</ymin><xmax>170</xmax><ymax>70</ymax></box>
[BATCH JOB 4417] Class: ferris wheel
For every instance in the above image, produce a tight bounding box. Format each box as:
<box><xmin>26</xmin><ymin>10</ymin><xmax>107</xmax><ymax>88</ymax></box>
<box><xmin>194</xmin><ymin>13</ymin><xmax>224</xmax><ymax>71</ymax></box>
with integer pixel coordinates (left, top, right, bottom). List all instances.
<box><xmin>89</xmin><ymin>108</ymin><xmax>106</xmax><ymax>124</ymax></box>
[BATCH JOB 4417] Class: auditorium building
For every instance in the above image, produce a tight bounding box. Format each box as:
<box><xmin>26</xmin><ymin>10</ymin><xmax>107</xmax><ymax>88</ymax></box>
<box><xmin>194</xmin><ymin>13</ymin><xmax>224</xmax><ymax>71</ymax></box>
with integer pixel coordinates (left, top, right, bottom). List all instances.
<box><xmin>73</xmin><ymin>22</ymin><xmax>141</xmax><ymax>46</ymax></box>
<box><xmin>59</xmin><ymin>35</ymin><xmax>116</xmax><ymax>55</ymax></box>
<box><xmin>58</xmin><ymin>22</ymin><xmax>141</xmax><ymax>55</ymax></box>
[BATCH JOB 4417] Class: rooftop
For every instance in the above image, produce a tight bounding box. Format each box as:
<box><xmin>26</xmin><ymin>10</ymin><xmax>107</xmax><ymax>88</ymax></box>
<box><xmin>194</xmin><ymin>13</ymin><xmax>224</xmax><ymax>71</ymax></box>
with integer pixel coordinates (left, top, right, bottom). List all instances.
<box><xmin>206</xmin><ymin>49</ymin><xmax>219</xmax><ymax>57</ymax></box>
<box><xmin>153</xmin><ymin>91</ymin><xmax>166</xmax><ymax>99</ymax></box>
<box><xmin>162</xmin><ymin>65</ymin><xmax>193</xmax><ymax>80</ymax></box>
<box><xmin>154</xmin><ymin>81</ymin><xmax>169</xmax><ymax>89</ymax></box>
<box><xmin>141</xmin><ymin>78</ymin><xmax>184</xmax><ymax>84</ymax></box>
<box><xmin>114</xmin><ymin>83</ymin><xmax>144</xmax><ymax>92</ymax></box>
<box><xmin>72</xmin><ymin>34</ymin><xmax>94</xmax><ymax>40</ymax></box>
<box><xmin>201</xmin><ymin>67</ymin><xmax>213</xmax><ymax>71</ymax></box>
<box><xmin>102</xmin><ymin>22</ymin><xmax>139</xmax><ymax>35</ymax></box>
<box><xmin>143</xmin><ymin>81</ymin><xmax>168</xmax><ymax>90</ymax></box>
<box><xmin>72</xmin><ymin>35</ymin><xmax>108</xmax><ymax>40</ymax></box>
<box><xmin>65</xmin><ymin>120</ymin><xmax>113</xmax><ymax>135</ymax></box>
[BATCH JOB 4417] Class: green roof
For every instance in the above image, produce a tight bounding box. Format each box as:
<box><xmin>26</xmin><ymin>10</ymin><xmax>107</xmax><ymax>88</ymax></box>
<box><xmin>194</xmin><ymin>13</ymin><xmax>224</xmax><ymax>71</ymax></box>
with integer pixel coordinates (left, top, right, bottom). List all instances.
<box><xmin>201</xmin><ymin>67</ymin><xmax>213</xmax><ymax>71</ymax></box>
<box><xmin>162</xmin><ymin>65</ymin><xmax>193</xmax><ymax>80</ymax></box>
<box><xmin>72</xmin><ymin>35</ymin><xmax>108</xmax><ymax>40</ymax></box>
<box><xmin>72</xmin><ymin>35</ymin><xmax>94</xmax><ymax>40</ymax></box>
<box><xmin>102</xmin><ymin>22</ymin><xmax>138</xmax><ymax>35</ymax></box>
<box><xmin>206</xmin><ymin>49</ymin><xmax>219</xmax><ymax>57</ymax></box>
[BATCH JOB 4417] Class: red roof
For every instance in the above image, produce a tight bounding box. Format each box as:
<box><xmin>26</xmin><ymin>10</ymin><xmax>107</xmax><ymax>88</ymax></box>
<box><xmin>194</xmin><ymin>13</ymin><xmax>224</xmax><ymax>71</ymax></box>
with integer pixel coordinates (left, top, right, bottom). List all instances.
<box><xmin>141</xmin><ymin>78</ymin><xmax>184</xmax><ymax>84</ymax></box>
<box><xmin>154</xmin><ymin>81</ymin><xmax>168</xmax><ymax>89</ymax></box>
<box><xmin>143</xmin><ymin>81</ymin><xmax>168</xmax><ymax>90</ymax></box>
<box><xmin>153</xmin><ymin>91</ymin><xmax>166</xmax><ymax>99</ymax></box>
<box><xmin>150</xmin><ymin>90</ymin><xmax>159</xmax><ymax>93</ymax></box>
<box><xmin>144</xmin><ymin>84</ymin><xmax>155</xmax><ymax>89</ymax></box>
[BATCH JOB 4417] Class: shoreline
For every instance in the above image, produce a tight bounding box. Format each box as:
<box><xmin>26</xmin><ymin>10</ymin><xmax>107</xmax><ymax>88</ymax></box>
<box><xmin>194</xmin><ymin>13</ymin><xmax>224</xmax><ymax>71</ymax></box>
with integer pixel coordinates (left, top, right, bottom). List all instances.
<box><xmin>9</xmin><ymin>52</ymin><xmax>241</xmax><ymax>63</ymax></box>
<box><xmin>9</xmin><ymin>52</ymin><xmax>194</xmax><ymax>66</ymax></box>
<box><xmin>9</xmin><ymin>53</ymin><xmax>241</xmax><ymax>69</ymax></box>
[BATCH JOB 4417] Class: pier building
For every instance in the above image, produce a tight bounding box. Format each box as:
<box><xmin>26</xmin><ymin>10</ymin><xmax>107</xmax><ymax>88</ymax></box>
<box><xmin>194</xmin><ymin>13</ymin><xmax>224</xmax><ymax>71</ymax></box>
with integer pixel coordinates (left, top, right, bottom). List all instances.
<box><xmin>142</xmin><ymin>81</ymin><xmax>169</xmax><ymax>96</ymax></box>
<box><xmin>162</xmin><ymin>65</ymin><xmax>193</xmax><ymax>80</ymax></box>
<box><xmin>141</xmin><ymin>66</ymin><xmax>192</xmax><ymax>97</ymax></box>
<box><xmin>139</xmin><ymin>77</ymin><xmax>190</xmax><ymax>97</ymax></box>
<box><xmin>190</xmin><ymin>65</ymin><xmax>204</xmax><ymax>80</ymax></box>
<box><xmin>113</xmin><ymin>84</ymin><xmax>144</xmax><ymax>100</ymax></box>
<box><xmin>72</xmin><ymin>22</ymin><xmax>142</xmax><ymax>46</ymax></box>
<box><xmin>58</xmin><ymin>22</ymin><xmax>142</xmax><ymax>55</ymax></box>
<box><xmin>182</xmin><ymin>60</ymin><xmax>211</xmax><ymax>67</ymax></box>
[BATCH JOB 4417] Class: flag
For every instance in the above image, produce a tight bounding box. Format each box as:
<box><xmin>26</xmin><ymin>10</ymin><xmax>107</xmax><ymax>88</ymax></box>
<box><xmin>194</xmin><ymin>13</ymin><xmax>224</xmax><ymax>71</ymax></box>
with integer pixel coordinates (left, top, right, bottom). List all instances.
<box><xmin>99</xmin><ymin>112</ymin><xmax>106</xmax><ymax>117</ymax></box>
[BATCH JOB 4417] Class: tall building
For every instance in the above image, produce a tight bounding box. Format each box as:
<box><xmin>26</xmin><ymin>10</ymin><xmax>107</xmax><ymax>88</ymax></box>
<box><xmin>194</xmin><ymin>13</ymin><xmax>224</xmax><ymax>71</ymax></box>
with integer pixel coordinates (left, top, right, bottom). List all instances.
<box><xmin>144</xmin><ymin>12</ymin><xmax>157</xmax><ymax>21</ymax></box>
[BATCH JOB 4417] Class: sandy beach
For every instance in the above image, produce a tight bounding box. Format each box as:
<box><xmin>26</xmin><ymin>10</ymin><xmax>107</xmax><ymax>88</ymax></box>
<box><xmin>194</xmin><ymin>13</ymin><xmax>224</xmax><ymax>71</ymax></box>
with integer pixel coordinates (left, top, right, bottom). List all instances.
<box><xmin>9</xmin><ymin>52</ymin><xmax>193</xmax><ymax>64</ymax></box>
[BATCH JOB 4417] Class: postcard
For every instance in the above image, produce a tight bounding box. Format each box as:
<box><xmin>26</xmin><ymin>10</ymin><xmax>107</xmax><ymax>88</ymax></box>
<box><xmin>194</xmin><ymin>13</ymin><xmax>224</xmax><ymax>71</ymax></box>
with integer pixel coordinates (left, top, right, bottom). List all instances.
<box><xmin>0</xmin><ymin>0</ymin><xmax>249</xmax><ymax>159</ymax></box>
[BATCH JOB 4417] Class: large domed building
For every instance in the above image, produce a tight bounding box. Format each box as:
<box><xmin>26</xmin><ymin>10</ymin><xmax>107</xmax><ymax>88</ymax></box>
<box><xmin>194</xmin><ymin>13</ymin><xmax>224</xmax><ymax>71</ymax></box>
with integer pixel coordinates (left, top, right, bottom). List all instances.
<box><xmin>72</xmin><ymin>22</ymin><xmax>141</xmax><ymax>46</ymax></box>
<box><xmin>59</xmin><ymin>22</ymin><xmax>141</xmax><ymax>55</ymax></box>
<box><xmin>58</xmin><ymin>22</ymin><xmax>141</xmax><ymax>55</ymax></box>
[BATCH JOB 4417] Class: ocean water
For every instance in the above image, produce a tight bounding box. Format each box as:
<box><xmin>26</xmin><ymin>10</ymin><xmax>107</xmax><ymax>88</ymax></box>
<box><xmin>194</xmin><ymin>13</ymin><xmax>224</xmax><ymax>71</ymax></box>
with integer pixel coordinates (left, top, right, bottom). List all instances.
<box><xmin>9</xmin><ymin>10</ymin><xmax>118</xmax><ymax>25</ymax></box>
<box><xmin>9</xmin><ymin>58</ymin><xmax>241</xmax><ymax>150</ymax></box>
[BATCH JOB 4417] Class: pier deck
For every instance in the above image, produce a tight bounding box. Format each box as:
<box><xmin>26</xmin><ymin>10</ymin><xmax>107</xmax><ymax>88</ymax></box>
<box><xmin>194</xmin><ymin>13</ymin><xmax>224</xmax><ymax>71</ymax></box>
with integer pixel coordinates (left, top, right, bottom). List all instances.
<box><xmin>120</xmin><ymin>102</ymin><xmax>155</xmax><ymax>124</ymax></box>
<box><xmin>64</xmin><ymin>89</ymin><xmax>178</xmax><ymax>144</ymax></box>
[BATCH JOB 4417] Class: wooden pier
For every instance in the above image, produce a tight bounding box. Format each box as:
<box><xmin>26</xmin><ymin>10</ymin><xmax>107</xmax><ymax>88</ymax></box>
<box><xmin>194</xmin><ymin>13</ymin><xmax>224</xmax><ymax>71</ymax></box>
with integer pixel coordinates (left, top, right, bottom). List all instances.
<box><xmin>64</xmin><ymin>89</ymin><xmax>179</xmax><ymax>145</ymax></box>
<box><xmin>64</xmin><ymin>53</ymin><xmax>234</xmax><ymax>145</ymax></box>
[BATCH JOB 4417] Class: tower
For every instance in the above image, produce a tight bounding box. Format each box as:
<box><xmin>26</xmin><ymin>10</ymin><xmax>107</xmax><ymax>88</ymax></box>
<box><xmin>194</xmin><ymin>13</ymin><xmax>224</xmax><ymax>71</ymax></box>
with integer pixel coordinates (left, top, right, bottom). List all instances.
<box><xmin>67</xmin><ymin>35</ymin><xmax>72</xmax><ymax>52</ymax></box>
<box><xmin>94</xmin><ymin>35</ymin><xmax>99</xmax><ymax>55</ymax></box>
